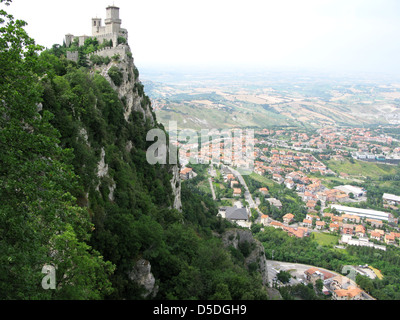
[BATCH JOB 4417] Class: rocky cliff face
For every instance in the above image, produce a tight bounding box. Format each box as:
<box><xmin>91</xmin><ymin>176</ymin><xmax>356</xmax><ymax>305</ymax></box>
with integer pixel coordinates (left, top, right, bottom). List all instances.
<box><xmin>91</xmin><ymin>44</ymin><xmax>182</xmax><ymax>212</ymax></box>
<box><xmin>128</xmin><ymin>259</ymin><xmax>159</xmax><ymax>298</ymax></box>
<box><xmin>169</xmin><ymin>163</ymin><xmax>182</xmax><ymax>212</ymax></box>
<box><xmin>87</xmin><ymin>45</ymin><xmax>182</xmax><ymax>293</ymax></box>
<box><xmin>93</xmin><ymin>45</ymin><xmax>155</xmax><ymax>124</ymax></box>
<box><xmin>35</xmin><ymin>26</ymin><xmax>273</xmax><ymax>299</ymax></box>
<box><xmin>221</xmin><ymin>229</ymin><xmax>269</xmax><ymax>287</ymax></box>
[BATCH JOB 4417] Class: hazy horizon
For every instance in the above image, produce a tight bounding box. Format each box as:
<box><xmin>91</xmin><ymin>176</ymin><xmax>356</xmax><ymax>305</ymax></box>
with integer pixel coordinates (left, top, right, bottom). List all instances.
<box><xmin>6</xmin><ymin>0</ymin><xmax>400</xmax><ymax>78</ymax></box>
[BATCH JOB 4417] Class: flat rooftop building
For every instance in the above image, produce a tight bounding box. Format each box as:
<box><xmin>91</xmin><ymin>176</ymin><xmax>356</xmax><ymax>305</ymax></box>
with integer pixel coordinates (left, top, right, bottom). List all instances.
<box><xmin>331</xmin><ymin>204</ymin><xmax>391</xmax><ymax>222</ymax></box>
<box><xmin>383</xmin><ymin>193</ymin><xmax>400</xmax><ymax>204</ymax></box>
<box><xmin>334</xmin><ymin>185</ymin><xmax>365</xmax><ymax>198</ymax></box>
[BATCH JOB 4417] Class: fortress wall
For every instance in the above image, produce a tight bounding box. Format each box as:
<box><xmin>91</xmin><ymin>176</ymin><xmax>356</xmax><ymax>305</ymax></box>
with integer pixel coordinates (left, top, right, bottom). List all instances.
<box><xmin>89</xmin><ymin>45</ymin><xmax>130</xmax><ymax>59</ymax></box>
<box><xmin>66</xmin><ymin>45</ymin><xmax>131</xmax><ymax>63</ymax></box>
<box><xmin>66</xmin><ymin>51</ymin><xmax>79</xmax><ymax>63</ymax></box>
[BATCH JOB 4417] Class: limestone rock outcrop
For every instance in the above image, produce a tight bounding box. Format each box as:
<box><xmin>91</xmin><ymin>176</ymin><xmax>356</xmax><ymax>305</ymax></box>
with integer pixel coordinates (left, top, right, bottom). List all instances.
<box><xmin>128</xmin><ymin>259</ymin><xmax>158</xmax><ymax>298</ymax></box>
<box><xmin>222</xmin><ymin>228</ymin><xmax>269</xmax><ymax>286</ymax></box>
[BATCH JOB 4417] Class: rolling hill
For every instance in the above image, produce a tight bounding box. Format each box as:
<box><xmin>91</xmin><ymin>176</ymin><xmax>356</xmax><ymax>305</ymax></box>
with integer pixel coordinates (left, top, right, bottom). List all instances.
<box><xmin>141</xmin><ymin>70</ymin><xmax>400</xmax><ymax>130</ymax></box>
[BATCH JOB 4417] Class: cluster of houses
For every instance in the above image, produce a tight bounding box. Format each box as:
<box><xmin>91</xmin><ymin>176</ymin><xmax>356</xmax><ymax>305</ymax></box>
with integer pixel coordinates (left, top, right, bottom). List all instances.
<box><xmin>260</xmin><ymin>213</ymin><xmax>310</xmax><ymax>239</ymax></box>
<box><xmin>315</xmin><ymin>126</ymin><xmax>393</xmax><ymax>156</ymax></box>
<box><xmin>250</xmin><ymin>134</ymin><xmax>400</xmax><ymax>249</ymax></box>
<box><xmin>253</xmin><ymin>149</ymin><xmax>335</xmax><ymax>185</ymax></box>
<box><xmin>216</xmin><ymin>173</ymin><xmax>399</xmax><ymax>250</ymax></box>
<box><xmin>173</xmin><ymin>126</ymin><xmax>398</xmax><ymax>173</ymax></box>
<box><xmin>254</xmin><ymin>125</ymin><xmax>400</xmax><ymax>177</ymax></box>
<box><xmin>176</xmin><ymin>133</ymin><xmax>255</xmax><ymax>170</ymax></box>
<box><xmin>255</xmin><ymin>200</ymin><xmax>400</xmax><ymax>250</ymax></box>
<box><xmin>256</xmin><ymin>126</ymin><xmax>395</xmax><ymax>159</ymax></box>
<box><xmin>300</xmin><ymin>183</ymin><xmax>363</xmax><ymax>205</ymax></box>
<box><xmin>252</xmin><ymin>142</ymin><xmax>371</xmax><ymax>208</ymax></box>
<box><xmin>222</xmin><ymin>170</ymin><xmax>243</xmax><ymax>197</ymax></box>
<box><xmin>304</xmin><ymin>267</ymin><xmax>369</xmax><ymax>300</ymax></box>
<box><xmin>253</xmin><ymin>144</ymin><xmax>371</xmax><ymax>207</ymax></box>
<box><xmin>183</xmin><ymin>127</ymin><xmax>400</xmax><ymax>253</ymax></box>
<box><xmin>311</xmin><ymin>209</ymin><xmax>398</xmax><ymax>249</ymax></box>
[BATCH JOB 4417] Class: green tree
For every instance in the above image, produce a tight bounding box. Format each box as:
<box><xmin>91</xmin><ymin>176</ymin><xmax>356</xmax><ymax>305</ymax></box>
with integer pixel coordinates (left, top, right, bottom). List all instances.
<box><xmin>212</xmin><ymin>283</ymin><xmax>232</xmax><ymax>300</ymax></box>
<box><xmin>315</xmin><ymin>279</ymin><xmax>323</xmax><ymax>293</ymax></box>
<box><xmin>117</xmin><ymin>36</ymin><xmax>127</xmax><ymax>45</ymax></box>
<box><xmin>108</xmin><ymin>66</ymin><xmax>123</xmax><ymax>86</ymax></box>
<box><xmin>277</xmin><ymin>270</ymin><xmax>291</xmax><ymax>284</ymax></box>
<box><xmin>50</xmin><ymin>224</ymin><xmax>115</xmax><ymax>299</ymax></box>
<box><xmin>0</xmin><ymin>0</ymin><xmax>114</xmax><ymax>299</ymax></box>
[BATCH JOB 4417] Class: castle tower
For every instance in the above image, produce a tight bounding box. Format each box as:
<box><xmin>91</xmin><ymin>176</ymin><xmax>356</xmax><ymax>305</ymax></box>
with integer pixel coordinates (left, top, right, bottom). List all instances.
<box><xmin>105</xmin><ymin>6</ymin><xmax>121</xmax><ymax>35</ymax></box>
<box><xmin>92</xmin><ymin>17</ymin><xmax>102</xmax><ymax>35</ymax></box>
<box><xmin>67</xmin><ymin>5</ymin><xmax>128</xmax><ymax>50</ymax></box>
<box><xmin>65</xmin><ymin>33</ymin><xmax>74</xmax><ymax>47</ymax></box>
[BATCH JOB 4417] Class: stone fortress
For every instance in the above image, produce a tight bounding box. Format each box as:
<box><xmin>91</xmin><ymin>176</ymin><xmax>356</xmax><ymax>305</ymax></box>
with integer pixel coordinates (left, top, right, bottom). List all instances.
<box><xmin>65</xmin><ymin>5</ymin><xmax>183</xmax><ymax>217</ymax></box>
<box><xmin>65</xmin><ymin>5</ymin><xmax>128</xmax><ymax>48</ymax></box>
<box><xmin>65</xmin><ymin>5</ymin><xmax>130</xmax><ymax>63</ymax></box>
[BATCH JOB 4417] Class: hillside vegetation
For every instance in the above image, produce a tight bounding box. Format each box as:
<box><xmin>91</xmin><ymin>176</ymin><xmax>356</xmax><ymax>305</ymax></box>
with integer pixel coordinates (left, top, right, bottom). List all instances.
<box><xmin>0</xmin><ymin>0</ymin><xmax>269</xmax><ymax>300</ymax></box>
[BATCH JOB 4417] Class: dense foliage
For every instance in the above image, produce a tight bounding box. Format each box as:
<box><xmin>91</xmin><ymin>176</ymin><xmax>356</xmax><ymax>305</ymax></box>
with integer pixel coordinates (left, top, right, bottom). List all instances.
<box><xmin>0</xmin><ymin>0</ymin><xmax>114</xmax><ymax>299</ymax></box>
<box><xmin>244</xmin><ymin>174</ymin><xmax>307</xmax><ymax>222</ymax></box>
<box><xmin>279</xmin><ymin>283</ymin><xmax>323</xmax><ymax>300</ymax></box>
<box><xmin>44</xmin><ymin>55</ymin><xmax>270</xmax><ymax>300</ymax></box>
<box><xmin>0</xmin><ymin>1</ymin><xmax>269</xmax><ymax>300</ymax></box>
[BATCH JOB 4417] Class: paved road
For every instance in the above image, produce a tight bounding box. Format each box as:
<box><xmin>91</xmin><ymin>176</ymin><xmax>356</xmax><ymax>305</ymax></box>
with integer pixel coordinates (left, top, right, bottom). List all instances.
<box><xmin>209</xmin><ymin>177</ymin><xmax>216</xmax><ymax>200</ymax></box>
<box><xmin>266</xmin><ymin>260</ymin><xmax>341</xmax><ymax>284</ymax></box>
<box><xmin>266</xmin><ymin>260</ymin><xmax>346</xmax><ymax>288</ymax></box>
<box><xmin>227</xmin><ymin>166</ymin><xmax>259</xmax><ymax>210</ymax></box>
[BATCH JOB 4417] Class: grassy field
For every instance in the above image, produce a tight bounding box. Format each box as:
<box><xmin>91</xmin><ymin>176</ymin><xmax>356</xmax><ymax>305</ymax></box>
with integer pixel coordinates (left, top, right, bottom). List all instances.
<box><xmin>213</xmin><ymin>182</ymin><xmax>225</xmax><ymax>190</ymax></box>
<box><xmin>248</xmin><ymin>172</ymin><xmax>278</xmax><ymax>188</ymax></box>
<box><xmin>312</xmin><ymin>232</ymin><xmax>339</xmax><ymax>247</ymax></box>
<box><xmin>327</xmin><ymin>159</ymin><xmax>400</xmax><ymax>181</ymax></box>
<box><xmin>307</xmin><ymin>173</ymin><xmax>358</xmax><ymax>189</ymax></box>
<box><xmin>156</xmin><ymin>100</ymin><xmax>290</xmax><ymax>130</ymax></box>
<box><xmin>197</xmin><ymin>179</ymin><xmax>212</xmax><ymax>195</ymax></box>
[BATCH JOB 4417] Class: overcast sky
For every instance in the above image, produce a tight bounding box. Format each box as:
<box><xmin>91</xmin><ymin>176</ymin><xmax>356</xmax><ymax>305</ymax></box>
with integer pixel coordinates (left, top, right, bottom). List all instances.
<box><xmin>6</xmin><ymin>0</ymin><xmax>400</xmax><ymax>75</ymax></box>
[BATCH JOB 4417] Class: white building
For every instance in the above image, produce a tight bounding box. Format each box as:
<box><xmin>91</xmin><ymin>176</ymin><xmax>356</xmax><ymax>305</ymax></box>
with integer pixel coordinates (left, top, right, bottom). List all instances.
<box><xmin>334</xmin><ymin>185</ymin><xmax>365</xmax><ymax>198</ymax></box>
<box><xmin>340</xmin><ymin>234</ymin><xmax>386</xmax><ymax>251</ymax></box>
<box><xmin>267</xmin><ymin>198</ymin><xmax>283</xmax><ymax>209</ymax></box>
<box><xmin>383</xmin><ymin>193</ymin><xmax>400</xmax><ymax>205</ymax></box>
<box><xmin>331</xmin><ymin>204</ymin><xmax>392</xmax><ymax>222</ymax></box>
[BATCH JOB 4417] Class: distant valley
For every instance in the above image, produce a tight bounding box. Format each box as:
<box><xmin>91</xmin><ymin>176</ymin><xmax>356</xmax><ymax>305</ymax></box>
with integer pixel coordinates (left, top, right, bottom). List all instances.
<box><xmin>141</xmin><ymin>70</ymin><xmax>400</xmax><ymax>130</ymax></box>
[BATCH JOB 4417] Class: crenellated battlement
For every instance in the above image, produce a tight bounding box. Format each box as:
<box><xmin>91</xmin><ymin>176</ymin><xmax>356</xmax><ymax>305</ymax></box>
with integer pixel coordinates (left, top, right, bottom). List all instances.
<box><xmin>89</xmin><ymin>44</ymin><xmax>130</xmax><ymax>59</ymax></box>
<box><xmin>66</xmin><ymin>44</ymin><xmax>132</xmax><ymax>64</ymax></box>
